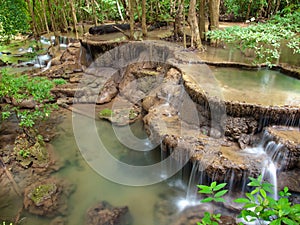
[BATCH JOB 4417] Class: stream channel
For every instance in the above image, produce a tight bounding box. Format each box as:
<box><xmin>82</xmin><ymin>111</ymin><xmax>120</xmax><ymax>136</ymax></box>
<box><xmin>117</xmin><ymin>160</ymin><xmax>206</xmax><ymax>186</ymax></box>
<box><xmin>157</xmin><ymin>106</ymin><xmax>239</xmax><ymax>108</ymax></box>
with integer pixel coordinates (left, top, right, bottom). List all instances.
<box><xmin>0</xmin><ymin>38</ymin><xmax>299</xmax><ymax>225</ymax></box>
<box><xmin>12</xmin><ymin>68</ymin><xmax>300</xmax><ymax>224</ymax></box>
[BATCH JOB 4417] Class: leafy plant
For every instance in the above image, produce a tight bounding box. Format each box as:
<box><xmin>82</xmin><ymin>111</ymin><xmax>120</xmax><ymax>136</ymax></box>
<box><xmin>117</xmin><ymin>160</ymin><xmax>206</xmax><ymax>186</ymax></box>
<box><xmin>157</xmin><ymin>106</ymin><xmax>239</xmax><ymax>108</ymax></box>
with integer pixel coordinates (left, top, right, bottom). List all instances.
<box><xmin>235</xmin><ymin>175</ymin><xmax>300</xmax><ymax>225</ymax></box>
<box><xmin>198</xmin><ymin>181</ymin><xmax>228</xmax><ymax>203</ymax></box>
<box><xmin>53</xmin><ymin>78</ymin><xmax>67</xmax><ymax>85</ymax></box>
<box><xmin>99</xmin><ymin>108</ymin><xmax>114</xmax><ymax>117</ymax></box>
<box><xmin>129</xmin><ymin>109</ymin><xmax>138</xmax><ymax>120</ymax></box>
<box><xmin>0</xmin><ymin>69</ymin><xmax>58</xmax><ymax>140</ymax></box>
<box><xmin>197</xmin><ymin>176</ymin><xmax>300</xmax><ymax>225</ymax></box>
<box><xmin>19</xmin><ymin>149</ymin><xmax>30</xmax><ymax>158</ymax></box>
<box><xmin>206</xmin><ymin>12</ymin><xmax>300</xmax><ymax>66</ymax></box>
<box><xmin>0</xmin><ymin>0</ymin><xmax>29</xmax><ymax>42</ymax></box>
<box><xmin>197</xmin><ymin>182</ymin><xmax>228</xmax><ymax>225</ymax></box>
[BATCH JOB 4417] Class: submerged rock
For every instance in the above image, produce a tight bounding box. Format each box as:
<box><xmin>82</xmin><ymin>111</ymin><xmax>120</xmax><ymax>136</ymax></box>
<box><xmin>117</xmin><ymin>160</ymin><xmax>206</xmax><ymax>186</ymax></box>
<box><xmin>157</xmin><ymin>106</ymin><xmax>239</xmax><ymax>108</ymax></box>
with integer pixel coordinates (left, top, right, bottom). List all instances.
<box><xmin>86</xmin><ymin>201</ymin><xmax>130</xmax><ymax>225</ymax></box>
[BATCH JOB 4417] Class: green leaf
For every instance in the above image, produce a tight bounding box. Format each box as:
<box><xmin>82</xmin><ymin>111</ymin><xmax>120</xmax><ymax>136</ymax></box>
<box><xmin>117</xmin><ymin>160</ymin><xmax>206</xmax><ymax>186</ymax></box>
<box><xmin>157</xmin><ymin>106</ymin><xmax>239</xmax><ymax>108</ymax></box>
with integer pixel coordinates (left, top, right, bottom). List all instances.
<box><xmin>254</xmin><ymin>206</ymin><xmax>263</xmax><ymax>213</ymax></box>
<box><xmin>246</xmin><ymin>193</ymin><xmax>255</xmax><ymax>202</ymax></box>
<box><xmin>214</xmin><ymin>190</ymin><xmax>228</xmax><ymax>198</ymax></box>
<box><xmin>260</xmin><ymin>189</ymin><xmax>267</xmax><ymax>198</ymax></box>
<box><xmin>234</xmin><ymin>198</ymin><xmax>251</xmax><ymax>204</ymax></box>
<box><xmin>211</xmin><ymin>181</ymin><xmax>217</xmax><ymax>189</ymax></box>
<box><xmin>214</xmin><ymin>197</ymin><xmax>226</xmax><ymax>203</ymax></box>
<box><xmin>199</xmin><ymin>189</ymin><xmax>213</xmax><ymax>194</ymax></box>
<box><xmin>243</xmin><ymin>203</ymin><xmax>258</xmax><ymax>209</ymax></box>
<box><xmin>201</xmin><ymin>197</ymin><xmax>214</xmax><ymax>203</ymax></box>
<box><xmin>281</xmin><ymin>217</ymin><xmax>296</xmax><ymax>225</ymax></box>
<box><xmin>213</xmin><ymin>183</ymin><xmax>227</xmax><ymax>191</ymax></box>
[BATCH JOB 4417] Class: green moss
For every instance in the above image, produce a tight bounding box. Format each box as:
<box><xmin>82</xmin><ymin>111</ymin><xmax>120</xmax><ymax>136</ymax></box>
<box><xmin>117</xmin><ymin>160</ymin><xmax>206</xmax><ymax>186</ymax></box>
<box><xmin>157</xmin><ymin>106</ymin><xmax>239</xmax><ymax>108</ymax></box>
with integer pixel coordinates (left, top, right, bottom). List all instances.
<box><xmin>99</xmin><ymin>108</ymin><xmax>113</xmax><ymax>117</ymax></box>
<box><xmin>129</xmin><ymin>109</ymin><xmax>138</xmax><ymax>120</ymax></box>
<box><xmin>29</xmin><ymin>184</ymin><xmax>57</xmax><ymax>205</ymax></box>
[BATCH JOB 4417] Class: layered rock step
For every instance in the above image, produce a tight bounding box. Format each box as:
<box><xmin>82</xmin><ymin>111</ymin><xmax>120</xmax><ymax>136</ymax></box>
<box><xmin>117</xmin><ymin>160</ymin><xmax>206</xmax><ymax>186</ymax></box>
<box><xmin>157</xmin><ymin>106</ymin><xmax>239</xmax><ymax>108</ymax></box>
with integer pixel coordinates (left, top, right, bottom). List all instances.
<box><xmin>65</xmin><ymin>40</ymin><xmax>299</xmax><ymax>185</ymax></box>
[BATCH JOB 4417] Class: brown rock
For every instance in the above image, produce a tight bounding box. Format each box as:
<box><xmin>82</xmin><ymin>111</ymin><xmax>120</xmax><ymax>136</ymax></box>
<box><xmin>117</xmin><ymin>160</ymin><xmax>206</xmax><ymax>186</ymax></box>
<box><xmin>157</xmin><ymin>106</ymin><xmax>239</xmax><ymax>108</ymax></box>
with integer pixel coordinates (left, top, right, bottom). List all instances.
<box><xmin>86</xmin><ymin>201</ymin><xmax>130</xmax><ymax>225</ymax></box>
<box><xmin>23</xmin><ymin>178</ymin><xmax>74</xmax><ymax>218</ymax></box>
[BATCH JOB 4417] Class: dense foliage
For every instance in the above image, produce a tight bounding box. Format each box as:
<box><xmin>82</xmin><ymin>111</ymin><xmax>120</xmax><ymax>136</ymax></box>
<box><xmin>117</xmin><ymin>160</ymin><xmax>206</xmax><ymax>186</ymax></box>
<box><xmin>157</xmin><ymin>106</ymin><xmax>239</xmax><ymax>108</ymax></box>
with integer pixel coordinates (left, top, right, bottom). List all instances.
<box><xmin>207</xmin><ymin>11</ymin><xmax>300</xmax><ymax>66</ymax></box>
<box><xmin>223</xmin><ymin>0</ymin><xmax>300</xmax><ymax>19</ymax></box>
<box><xmin>0</xmin><ymin>70</ymin><xmax>65</xmax><ymax>138</ymax></box>
<box><xmin>197</xmin><ymin>176</ymin><xmax>300</xmax><ymax>225</ymax></box>
<box><xmin>0</xmin><ymin>0</ymin><xmax>29</xmax><ymax>42</ymax></box>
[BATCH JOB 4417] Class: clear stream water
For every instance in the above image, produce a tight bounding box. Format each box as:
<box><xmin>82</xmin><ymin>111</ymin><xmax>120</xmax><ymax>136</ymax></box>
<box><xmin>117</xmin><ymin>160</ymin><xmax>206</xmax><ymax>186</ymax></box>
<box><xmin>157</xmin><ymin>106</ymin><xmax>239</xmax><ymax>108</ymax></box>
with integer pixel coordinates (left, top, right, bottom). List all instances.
<box><xmin>212</xmin><ymin>67</ymin><xmax>300</xmax><ymax>106</ymax></box>
<box><xmin>50</xmin><ymin>111</ymin><xmax>186</xmax><ymax>225</ymax></box>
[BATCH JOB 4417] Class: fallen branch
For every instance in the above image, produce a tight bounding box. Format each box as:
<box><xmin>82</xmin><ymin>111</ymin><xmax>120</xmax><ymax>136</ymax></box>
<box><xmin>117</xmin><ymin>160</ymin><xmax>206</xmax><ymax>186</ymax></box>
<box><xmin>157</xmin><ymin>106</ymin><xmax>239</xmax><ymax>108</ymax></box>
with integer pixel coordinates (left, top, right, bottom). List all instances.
<box><xmin>0</xmin><ymin>156</ymin><xmax>22</xmax><ymax>197</ymax></box>
<box><xmin>113</xmin><ymin>25</ymin><xmax>131</xmax><ymax>39</ymax></box>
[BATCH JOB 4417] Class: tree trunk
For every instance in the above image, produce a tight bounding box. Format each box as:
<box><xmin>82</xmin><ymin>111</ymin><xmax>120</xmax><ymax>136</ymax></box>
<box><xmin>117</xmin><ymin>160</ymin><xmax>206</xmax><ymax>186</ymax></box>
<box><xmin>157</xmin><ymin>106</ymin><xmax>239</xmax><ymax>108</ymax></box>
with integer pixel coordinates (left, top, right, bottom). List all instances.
<box><xmin>47</xmin><ymin>0</ymin><xmax>56</xmax><ymax>32</ymax></box>
<box><xmin>26</xmin><ymin>0</ymin><xmax>39</xmax><ymax>40</ymax></box>
<box><xmin>129</xmin><ymin>0</ymin><xmax>135</xmax><ymax>40</ymax></box>
<box><xmin>62</xmin><ymin>0</ymin><xmax>70</xmax><ymax>27</ymax></box>
<box><xmin>266</xmin><ymin>0</ymin><xmax>272</xmax><ymax>18</ymax></box>
<box><xmin>119</xmin><ymin>0</ymin><xmax>129</xmax><ymax>19</ymax></box>
<box><xmin>188</xmin><ymin>0</ymin><xmax>202</xmax><ymax>48</ymax></box>
<box><xmin>198</xmin><ymin>0</ymin><xmax>205</xmax><ymax>40</ymax></box>
<box><xmin>208</xmin><ymin>0</ymin><xmax>220</xmax><ymax>31</ymax></box>
<box><xmin>91</xmin><ymin>0</ymin><xmax>98</xmax><ymax>25</ymax></box>
<box><xmin>35</xmin><ymin>7</ymin><xmax>44</xmax><ymax>34</ymax></box>
<box><xmin>53</xmin><ymin>0</ymin><xmax>68</xmax><ymax>31</ymax></box>
<box><xmin>116</xmin><ymin>0</ymin><xmax>124</xmax><ymax>21</ymax></box>
<box><xmin>69</xmin><ymin>0</ymin><xmax>78</xmax><ymax>39</ymax></box>
<box><xmin>170</xmin><ymin>0</ymin><xmax>176</xmax><ymax>16</ymax></box>
<box><xmin>246</xmin><ymin>0</ymin><xmax>252</xmax><ymax>19</ymax></box>
<box><xmin>174</xmin><ymin>0</ymin><xmax>184</xmax><ymax>38</ymax></box>
<box><xmin>135</xmin><ymin>0</ymin><xmax>141</xmax><ymax>22</ymax></box>
<box><xmin>142</xmin><ymin>0</ymin><xmax>147</xmax><ymax>37</ymax></box>
<box><xmin>274</xmin><ymin>0</ymin><xmax>280</xmax><ymax>15</ymax></box>
<box><xmin>41</xmin><ymin>0</ymin><xmax>50</xmax><ymax>33</ymax></box>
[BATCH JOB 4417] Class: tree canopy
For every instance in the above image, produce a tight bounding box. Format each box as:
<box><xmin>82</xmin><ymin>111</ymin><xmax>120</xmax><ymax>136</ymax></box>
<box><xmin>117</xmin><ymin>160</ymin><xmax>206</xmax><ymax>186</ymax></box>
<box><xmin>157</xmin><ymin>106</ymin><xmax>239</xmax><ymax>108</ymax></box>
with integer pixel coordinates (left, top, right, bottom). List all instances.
<box><xmin>0</xmin><ymin>0</ymin><xmax>29</xmax><ymax>42</ymax></box>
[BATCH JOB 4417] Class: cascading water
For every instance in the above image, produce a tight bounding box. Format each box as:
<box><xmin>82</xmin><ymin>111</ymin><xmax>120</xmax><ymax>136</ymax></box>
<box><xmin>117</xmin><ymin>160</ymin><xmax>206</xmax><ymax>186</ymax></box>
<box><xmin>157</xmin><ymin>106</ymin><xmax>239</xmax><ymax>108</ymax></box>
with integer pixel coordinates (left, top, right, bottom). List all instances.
<box><xmin>173</xmin><ymin>129</ymin><xmax>290</xmax><ymax>210</ymax></box>
<box><xmin>243</xmin><ymin>130</ymin><xmax>289</xmax><ymax>200</ymax></box>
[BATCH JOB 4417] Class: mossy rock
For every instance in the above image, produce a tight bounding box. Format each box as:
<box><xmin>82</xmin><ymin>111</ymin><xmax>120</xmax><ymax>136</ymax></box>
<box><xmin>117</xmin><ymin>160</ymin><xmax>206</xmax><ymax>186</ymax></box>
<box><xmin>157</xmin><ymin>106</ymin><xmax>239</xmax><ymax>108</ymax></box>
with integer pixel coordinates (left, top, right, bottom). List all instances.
<box><xmin>28</xmin><ymin>183</ymin><xmax>57</xmax><ymax>206</ymax></box>
<box><xmin>98</xmin><ymin>108</ymin><xmax>113</xmax><ymax>118</ymax></box>
<box><xmin>14</xmin><ymin>134</ymin><xmax>49</xmax><ymax>168</ymax></box>
<box><xmin>98</xmin><ymin>107</ymin><xmax>140</xmax><ymax>126</ymax></box>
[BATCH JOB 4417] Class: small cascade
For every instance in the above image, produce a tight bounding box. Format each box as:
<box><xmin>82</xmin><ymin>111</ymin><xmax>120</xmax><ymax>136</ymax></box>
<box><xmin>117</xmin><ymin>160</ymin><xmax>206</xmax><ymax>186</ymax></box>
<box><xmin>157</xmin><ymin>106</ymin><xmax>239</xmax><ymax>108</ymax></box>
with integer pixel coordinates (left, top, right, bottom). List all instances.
<box><xmin>59</xmin><ymin>36</ymin><xmax>69</xmax><ymax>48</ymax></box>
<box><xmin>258</xmin><ymin>111</ymin><xmax>300</xmax><ymax>131</ymax></box>
<box><xmin>41</xmin><ymin>59</ymin><xmax>52</xmax><ymax>72</ymax></box>
<box><xmin>242</xmin><ymin>130</ymin><xmax>290</xmax><ymax>199</ymax></box>
<box><xmin>262</xmin><ymin>160</ymin><xmax>278</xmax><ymax>200</ymax></box>
<box><xmin>175</xmin><ymin>161</ymin><xmax>203</xmax><ymax>211</ymax></box>
<box><xmin>174</xmin><ymin>129</ymin><xmax>291</xmax><ymax>210</ymax></box>
<box><xmin>260</xmin><ymin>131</ymin><xmax>289</xmax><ymax>171</ymax></box>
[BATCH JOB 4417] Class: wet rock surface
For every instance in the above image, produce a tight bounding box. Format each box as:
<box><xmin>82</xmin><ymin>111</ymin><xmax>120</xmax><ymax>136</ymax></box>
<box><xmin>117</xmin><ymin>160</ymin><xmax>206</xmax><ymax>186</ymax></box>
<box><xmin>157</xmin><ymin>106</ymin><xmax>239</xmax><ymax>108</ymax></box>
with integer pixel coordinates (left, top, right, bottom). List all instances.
<box><xmin>65</xmin><ymin>41</ymin><xmax>299</xmax><ymax>184</ymax></box>
<box><xmin>278</xmin><ymin>169</ymin><xmax>300</xmax><ymax>193</ymax></box>
<box><xmin>1</xmin><ymin>40</ymin><xmax>299</xmax><ymax>224</ymax></box>
<box><xmin>24</xmin><ymin>178</ymin><xmax>74</xmax><ymax>218</ymax></box>
<box><xmin>264</xmin><ymin>126</ymin><xmax>300</xmax><ymax>169</ymax></box>
<box><xmin>86</xmin><ymin>201</ymin><xmax>130</xmax><ymax>225</ymax></box>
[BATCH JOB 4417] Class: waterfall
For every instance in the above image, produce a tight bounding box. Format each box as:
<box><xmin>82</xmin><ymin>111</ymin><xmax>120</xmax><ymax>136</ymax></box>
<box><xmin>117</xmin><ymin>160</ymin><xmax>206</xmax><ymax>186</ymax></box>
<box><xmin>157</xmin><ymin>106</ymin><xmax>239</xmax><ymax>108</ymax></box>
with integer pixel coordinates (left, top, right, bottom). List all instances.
<box><xmin>177</xmin><ymin>129</ymin><xmax>289</xmax><ymax>210</ymax></box>
<box><xmin>186</xmin><ymin>161</ymin><xmax>201</xmax><ymax>203</ymax></box>
<box><xmin>175</xmin><ymin>161</ymin><xmax>202</xmax><ymax>211</ymax></box>
<box><xmin>243</xmin><ymin>130</ymin><xmax>290</xmax><ymax>200</ymax></box>
<box><xmin>262</xmin><ymin>160</ymin><xmax>278</xmax><ymax>200</ymax></box>
<box><xmin>41</xmin><ymin>59</ymin><xmax>52</xmax><ymax>72</ymax></box>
